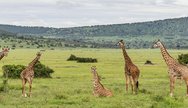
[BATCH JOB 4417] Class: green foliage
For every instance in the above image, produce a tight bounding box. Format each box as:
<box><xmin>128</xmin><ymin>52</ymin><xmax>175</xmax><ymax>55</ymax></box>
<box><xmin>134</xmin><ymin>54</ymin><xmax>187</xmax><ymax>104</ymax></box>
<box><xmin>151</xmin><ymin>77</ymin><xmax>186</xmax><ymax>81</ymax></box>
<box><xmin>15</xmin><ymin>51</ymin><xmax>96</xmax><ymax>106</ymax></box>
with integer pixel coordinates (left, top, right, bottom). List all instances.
<box><xmin>34</xmin><ymin>61</ymin><xmax>54</xmax><ymax>78</ymax></box>
<box><xmin>178</xmin><ymin>54</ymin><xmax>188</xmax><ymax>65</ymax></box>
<box><xmin>2</xmin><ymin>65</ymin><xmax>25</xmax><ymax>78</ymax></box>
<box><xmin>67</xmin><ymin>54</ymin><xmax>97</xmax><ymax>63</ymax></box>
<box><xmin>2</xmin><ymin>61</ymin><xmax>54</xmax><ymax>78</ymax></box>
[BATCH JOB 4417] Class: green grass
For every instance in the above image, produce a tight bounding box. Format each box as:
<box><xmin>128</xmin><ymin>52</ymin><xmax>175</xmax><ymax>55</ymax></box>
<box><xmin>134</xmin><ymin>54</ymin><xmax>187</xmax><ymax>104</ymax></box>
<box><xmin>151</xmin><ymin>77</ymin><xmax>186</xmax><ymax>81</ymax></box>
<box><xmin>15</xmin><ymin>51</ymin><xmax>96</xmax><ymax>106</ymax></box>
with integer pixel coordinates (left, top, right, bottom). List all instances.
<box><xmin>0</xmin><ymin>48</ymin><xmax>188</xmax><ymax>108</ymax></box>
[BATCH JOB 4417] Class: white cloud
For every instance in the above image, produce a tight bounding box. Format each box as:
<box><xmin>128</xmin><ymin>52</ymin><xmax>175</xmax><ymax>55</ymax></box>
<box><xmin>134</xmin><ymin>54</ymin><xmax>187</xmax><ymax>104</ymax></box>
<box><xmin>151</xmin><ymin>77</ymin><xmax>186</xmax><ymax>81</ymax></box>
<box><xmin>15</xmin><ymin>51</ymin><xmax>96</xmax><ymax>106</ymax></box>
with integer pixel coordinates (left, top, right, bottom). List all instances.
<box><xmin>174</xmin><ymin>0</ymin><xmax>188</xmax><ymax>6</ymax></box>
<box><xmin>0</xmin><ymin>0</ymin><xmax>188</xmax><ymax>27</ymax></box>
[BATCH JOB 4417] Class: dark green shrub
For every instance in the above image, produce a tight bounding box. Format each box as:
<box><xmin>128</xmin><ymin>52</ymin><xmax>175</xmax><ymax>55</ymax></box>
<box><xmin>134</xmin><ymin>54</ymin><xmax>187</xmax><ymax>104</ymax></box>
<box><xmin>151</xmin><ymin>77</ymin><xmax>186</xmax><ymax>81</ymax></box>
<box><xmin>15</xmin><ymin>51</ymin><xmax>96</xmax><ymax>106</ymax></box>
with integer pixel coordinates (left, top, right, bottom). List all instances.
<box><xmin>178</xmin><ymin>54</ymin><xmax>188</xmax><ymax>65</ymax></box>
<box><xmin>2</xmin><ymin>65</ymin><xmax>25</xmax><ymax>78</ymax></box>
<box><xmin>2</xmin><ymin>61</ymin><xmax>54</xmax><ymax>78</ymax></box>
<box><xmin>77</xmin><ymin>57</ymin><xmax>97</xmax><ymax>63</ymax></box>
<box><xmin>67</xmin><ymin>54</ymin><xmax>77</xmax><ymax>61</ymax></box>
<box><xmin>144</xmin><ymin>60</ymin><xmax>153</xmax><ymax>65</ymax></box>
<box><xmin>67</xmin><ymin>54</ymin><xmax>97</xmax><ymax>63</ymax></box>
<box><xmin>34</xmin><ymin>61</ymin><xmax>54</xmax><ymax>78</ymax></box>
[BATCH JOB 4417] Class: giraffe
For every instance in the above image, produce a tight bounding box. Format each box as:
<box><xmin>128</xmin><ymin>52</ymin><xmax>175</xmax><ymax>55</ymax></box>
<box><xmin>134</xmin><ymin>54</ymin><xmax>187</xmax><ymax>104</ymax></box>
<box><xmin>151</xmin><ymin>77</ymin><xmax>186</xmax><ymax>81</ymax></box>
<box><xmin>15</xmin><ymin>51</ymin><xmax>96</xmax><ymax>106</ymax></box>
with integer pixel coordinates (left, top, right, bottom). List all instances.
<box><xmin>20</xmin><ymin>52</ymin><xmax>42</xmax><ymax>97</ymax></box>
<box><xmin>153</xmin><ymin>39</ymin><xmax>188</xmax><ymax>97</ymax></box>
<box><xmin>0</xmin><ymin>48</ymin><xmax>10</xmax><ymax>60</ymax></box>
<box><xmin>91</xmin><ymin>66</ymin><xmax>113</xmax><ymax>97</ymax></box>
<box><xmin>117</xmin><ymin>40</ymin><xmax>140</xmax><ymax>94</ymax></box>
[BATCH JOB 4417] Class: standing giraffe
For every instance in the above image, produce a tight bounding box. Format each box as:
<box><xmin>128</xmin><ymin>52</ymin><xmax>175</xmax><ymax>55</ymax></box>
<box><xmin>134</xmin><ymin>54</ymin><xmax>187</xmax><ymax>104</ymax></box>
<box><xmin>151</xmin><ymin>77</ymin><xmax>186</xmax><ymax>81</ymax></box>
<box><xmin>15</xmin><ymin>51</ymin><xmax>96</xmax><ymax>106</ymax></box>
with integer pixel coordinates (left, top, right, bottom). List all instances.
<box><xmin>20</xmin><ymin>52</ymin><xmax>42</xmax><ymax>97</ymax></box>
<box><xmin>117</xmin><ymin>40</ymin><xmax>140</xmax><ymax>94</ymax></box>
<box><xmin>153</xmin><ymin>39</ymin><xmax>188</xmax><ymax>97</ymax></box>
<box><xmin>91</xmin><ymin>66</ymin><xmax>113</xmax><ymax>97</ymax></box>
<box><xmin>0</xmin><ymin>48</ymin><xmax>10</xmax><ymax>60</ymax></box>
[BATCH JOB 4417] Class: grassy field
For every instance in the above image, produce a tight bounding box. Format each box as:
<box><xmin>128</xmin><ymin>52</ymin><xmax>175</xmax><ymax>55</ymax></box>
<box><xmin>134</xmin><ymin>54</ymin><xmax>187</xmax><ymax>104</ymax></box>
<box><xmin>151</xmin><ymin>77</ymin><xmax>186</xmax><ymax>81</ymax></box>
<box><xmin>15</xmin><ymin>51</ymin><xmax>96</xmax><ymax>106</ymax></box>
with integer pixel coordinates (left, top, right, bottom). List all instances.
<box><xmin>0</xmin><ymin>48</ymin><xmax>188</xmax><ymax>108</ymax></box>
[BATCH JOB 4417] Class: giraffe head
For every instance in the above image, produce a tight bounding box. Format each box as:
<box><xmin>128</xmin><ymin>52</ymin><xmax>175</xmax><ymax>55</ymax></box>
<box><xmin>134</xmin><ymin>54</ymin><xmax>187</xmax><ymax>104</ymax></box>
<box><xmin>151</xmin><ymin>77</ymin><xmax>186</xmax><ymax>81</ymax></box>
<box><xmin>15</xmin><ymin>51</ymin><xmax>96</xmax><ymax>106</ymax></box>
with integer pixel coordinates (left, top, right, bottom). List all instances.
<box><xmin>2</xmin><ymin>48</ymin><xmax>10</xmax><ymax>57</ymax></box>
<box><xmin>36</xmin><ymin>52</ymin><xmax>42</xmax><ymax>57</ymax></box>
<box><xmin>91</xmin><ymin>66</ymin><xmax>101</xmax><ymax>81</ymax></box>
<box><xmin>117</xmin><ymin>40</ymin><xmax>125</xmax><ymax>48</ymax></box>
<box><xmin>91</xmin><ymin>66</ymin><xmax>97</xmax><ymax>73</ymax></box>
<box><xmin>153</xmin><ymin>39</ymin><xmax>162</xmax><ymax>48</ymax></box>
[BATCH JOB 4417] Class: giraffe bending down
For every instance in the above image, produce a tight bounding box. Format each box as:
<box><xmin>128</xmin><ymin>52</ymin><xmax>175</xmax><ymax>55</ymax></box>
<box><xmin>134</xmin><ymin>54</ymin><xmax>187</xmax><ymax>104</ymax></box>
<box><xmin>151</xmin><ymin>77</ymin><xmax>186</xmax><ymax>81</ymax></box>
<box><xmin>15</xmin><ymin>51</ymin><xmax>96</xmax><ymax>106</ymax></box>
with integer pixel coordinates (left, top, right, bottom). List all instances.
<box><xmin>20</xmin><ymin>52</ymin><xmax>42</xmax><ymax>97</ymax></box>
<box><xmin>0</xmin><ymin>48</ymin><xmax>10</xmax><ymax>60</ymax></box>
<box><xmin>117</xmin><ymin>40</ymin><xmax>140</xmax><ymax>94</ymax></box>
<box><xmin>91</xmin><ymin>66</ymin><xmax>113</xmax><ymax>97</ymax></box>
<box><xmin>153</xmin><ymin>39</ymin><xmax>188</xmax><ymax>97</ymax></box>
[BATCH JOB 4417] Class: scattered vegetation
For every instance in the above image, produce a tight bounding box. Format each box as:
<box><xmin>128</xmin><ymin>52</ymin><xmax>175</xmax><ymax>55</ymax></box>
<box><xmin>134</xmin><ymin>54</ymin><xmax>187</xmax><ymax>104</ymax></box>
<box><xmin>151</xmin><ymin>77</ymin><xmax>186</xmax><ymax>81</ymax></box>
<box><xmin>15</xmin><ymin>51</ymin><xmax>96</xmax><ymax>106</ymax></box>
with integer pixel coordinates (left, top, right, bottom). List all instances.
<box><xmin>0</xmin><ymin>49</ymin><xmax>187</xmax><ymax>107</ymax></box>
<box><xmin>1</xmin><ymin>17</ymin><xmax>188</xmax><ymax>49</ymax></box>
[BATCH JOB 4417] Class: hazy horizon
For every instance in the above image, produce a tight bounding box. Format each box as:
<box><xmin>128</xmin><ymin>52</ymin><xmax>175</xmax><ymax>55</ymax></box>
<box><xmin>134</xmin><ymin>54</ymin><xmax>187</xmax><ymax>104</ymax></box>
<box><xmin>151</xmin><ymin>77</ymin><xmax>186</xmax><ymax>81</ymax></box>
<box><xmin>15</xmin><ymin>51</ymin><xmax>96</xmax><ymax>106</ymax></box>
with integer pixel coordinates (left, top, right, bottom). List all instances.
<box><xmin>1</xmin><ymin>0</ymin><xmax>188</xmax><ymax>28</ymax></box>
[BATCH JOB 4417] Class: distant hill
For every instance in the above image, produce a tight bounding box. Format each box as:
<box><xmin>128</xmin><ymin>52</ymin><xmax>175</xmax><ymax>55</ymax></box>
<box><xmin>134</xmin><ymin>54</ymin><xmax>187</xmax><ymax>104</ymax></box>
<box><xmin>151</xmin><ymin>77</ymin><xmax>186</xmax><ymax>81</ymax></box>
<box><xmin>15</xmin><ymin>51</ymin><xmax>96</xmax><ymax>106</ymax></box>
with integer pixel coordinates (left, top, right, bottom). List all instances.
<box><xmin>0</xmin><ymin>29</ymin><xmax>15</xmax><ymax>36</ymax></box>
<box><xmin>0</xmin><ymin>24</ymin><xmax>50</xmax><ymax>35</ymax></box>
<box><xmin>0</xmin><ymin>17</ymin><xmax>188</xmax><ymax>37</ymax></box>
<box><xmin>1</xmin><ymin>17</ymin><xmax>188</xmax><ymax>49</ymax></box>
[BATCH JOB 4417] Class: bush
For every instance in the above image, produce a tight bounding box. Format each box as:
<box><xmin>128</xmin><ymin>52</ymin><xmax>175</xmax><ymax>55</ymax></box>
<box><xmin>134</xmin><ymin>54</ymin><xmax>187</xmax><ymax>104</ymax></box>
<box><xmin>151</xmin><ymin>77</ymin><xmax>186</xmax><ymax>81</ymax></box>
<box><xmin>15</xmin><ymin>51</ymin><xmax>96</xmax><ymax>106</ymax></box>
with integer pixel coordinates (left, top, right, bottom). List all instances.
<box><xmin>67</xmin><ymin>54</ymin><xmax>77</xmax><ymax>61</ymax></box>
<box><xmin>178</xmin><ymin>54</ymin><xmax>188</xmax><ymax>65</ymax></box>
<box><xmin>67</xmin><ymin>54</ymin><xmax>97</xmax><ymax>63</ymax></box>
<box><xmin>144</xmin><ymin>60</ymin><xmax>153</xmax><ymax>65</ymax></box>
<box><xmin>2</xmin><ymin>61</ymin><xmax>54</xmax><ymax>78</ymax></box>
<box><xmin>77</xmin><ymin>57</ymin><xmax>97</xmax><ymax>63</ymax></box>
<box><xmin>2</xmin><ymin>65</ymin><xmax>25</xmax><ymax>78</ymax></box>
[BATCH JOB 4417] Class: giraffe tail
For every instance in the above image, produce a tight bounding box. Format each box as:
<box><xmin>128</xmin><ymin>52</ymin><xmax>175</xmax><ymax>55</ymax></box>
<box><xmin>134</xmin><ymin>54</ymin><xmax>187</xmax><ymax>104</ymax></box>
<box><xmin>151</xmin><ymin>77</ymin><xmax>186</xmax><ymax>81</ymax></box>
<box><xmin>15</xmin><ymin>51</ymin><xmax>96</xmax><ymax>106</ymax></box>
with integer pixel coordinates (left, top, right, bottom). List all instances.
<box><xmin>136</xmin><ymin>81</ymin><xmax>139</xmax><ymax>89</ymax></box>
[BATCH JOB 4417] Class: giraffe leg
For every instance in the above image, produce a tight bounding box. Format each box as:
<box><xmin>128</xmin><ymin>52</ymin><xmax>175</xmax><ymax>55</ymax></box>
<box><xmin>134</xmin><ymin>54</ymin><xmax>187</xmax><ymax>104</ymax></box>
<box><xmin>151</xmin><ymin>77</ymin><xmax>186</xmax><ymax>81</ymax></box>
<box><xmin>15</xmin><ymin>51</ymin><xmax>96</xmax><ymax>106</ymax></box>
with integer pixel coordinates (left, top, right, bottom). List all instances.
<box><xmin>126</xmin><ymin>75</ymin><xmax>129</xmax><ymax>92</ymax></box>
<box><xmin>129</xmin><ymin>76</ymin><xmax>134</xmax><ymax>94</ymax></box>
<box><xmin>132</xmin><ymin>77</ymin><xmax>136</xmax><ymax>94</ymax></box>
<box><xmin>185</xmin><ymin>80</ymin><xmax>188</xmax><ymax>97</ymax></box>
<box><xmin>22</xmin><ymin>79</ymin><xmax>27</xmax><ymax>97</ymax></box>
<box><xmin>125</xmin><ymin>73</ymin><xmax>129</xmax><ymax>92</ymax></box>
<box><xmin>27</xmin><ymin>78</ymin><xmax>32</xmax><ymax>97</ymax></box>
<box><xmin>169</xmin><ymin>76</ymin><xmax>176</xmax><ymax>97</ymax></box>
<box><xmin>133</xmin><ymin>78</ymin><xmax>137</xmax><ymax>94</ymax></box>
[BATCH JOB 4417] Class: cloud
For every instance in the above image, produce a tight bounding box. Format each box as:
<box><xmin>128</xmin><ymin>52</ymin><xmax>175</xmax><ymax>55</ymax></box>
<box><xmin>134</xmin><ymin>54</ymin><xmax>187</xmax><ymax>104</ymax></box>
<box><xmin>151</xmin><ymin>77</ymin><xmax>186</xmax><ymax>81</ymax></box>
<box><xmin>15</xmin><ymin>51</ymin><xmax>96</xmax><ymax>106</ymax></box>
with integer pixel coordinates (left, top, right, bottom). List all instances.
<box><xmin>56</xmin><ymin>0</ymin><xmax>84</xmax><ymax>8</ymax></box>
<box><xmin>0</xmin><ymin>0</ymin><xmax>188</xmax><ymax>27</ymax></box>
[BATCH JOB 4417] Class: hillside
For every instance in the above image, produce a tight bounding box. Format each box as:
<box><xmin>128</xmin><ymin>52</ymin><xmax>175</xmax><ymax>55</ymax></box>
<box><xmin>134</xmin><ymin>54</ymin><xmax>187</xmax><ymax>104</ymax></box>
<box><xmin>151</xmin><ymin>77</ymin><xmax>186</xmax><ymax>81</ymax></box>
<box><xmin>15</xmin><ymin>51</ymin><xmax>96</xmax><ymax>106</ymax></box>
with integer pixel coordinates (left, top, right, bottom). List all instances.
<box><xmin>0</xmin><ymin>17</ymin><xmax>188</xmax><ymax>37</ymax></box>
<box><xmin>0</xmin><ymin>17</ymin><xmax>188</xmax><ymax>49</ymax></box>
<box><xmin>0</xmin><ymin>29</ymin><xmax>16</xmax><ymax>36</ymax></box>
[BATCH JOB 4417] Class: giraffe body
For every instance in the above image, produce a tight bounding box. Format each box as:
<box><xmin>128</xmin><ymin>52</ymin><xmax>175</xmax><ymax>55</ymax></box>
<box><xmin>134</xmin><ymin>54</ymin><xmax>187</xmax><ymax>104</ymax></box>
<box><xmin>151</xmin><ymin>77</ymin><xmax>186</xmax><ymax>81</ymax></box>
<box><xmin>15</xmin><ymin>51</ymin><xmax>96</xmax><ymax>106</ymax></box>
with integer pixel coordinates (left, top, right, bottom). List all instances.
<box><xmin>118</xmin><ymin>40</ymin><xmax>140</xmax><ymax>94</ymax></box>
<box><xmin>91</xmin><ymin>66</ymin><xmax>113</xmax><ymax>97</ymax></box>
<box><xmin>153</xmin><ymin>40</ymin><xmax>188</xmax><ymax>97</ymax></box>
<box><xmin>20</xmin><ymin>52</ymin><xmax>41</xmax><ymax>97</ymax></box>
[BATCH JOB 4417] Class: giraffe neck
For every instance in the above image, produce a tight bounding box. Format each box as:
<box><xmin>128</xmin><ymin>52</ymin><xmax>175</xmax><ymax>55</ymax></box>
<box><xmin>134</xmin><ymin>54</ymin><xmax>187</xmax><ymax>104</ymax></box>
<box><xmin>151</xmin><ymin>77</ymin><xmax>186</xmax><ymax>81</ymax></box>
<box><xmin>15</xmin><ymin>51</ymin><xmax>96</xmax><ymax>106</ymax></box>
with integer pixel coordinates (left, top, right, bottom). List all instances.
<box><xmin>93</xmin><ymin>71</ymin><xmax>104</xmax><ymax>88</ymax></box>
<box><xmin>93</xmin><ymin>71</ymin><xmax>100</xmax><ymax>83</ymax></box>
<box><xmin>0</xmin><ymin>52</ymin><xmax>4</xmax><ymax>60</ymax></box>
<box><xmin>159</xmin><ymin>43</ymin><xmax>174</xmax><ymax>66</ymax></box>
<box><xmin>28</xmin><ymin>56</ymin><xmax>40</xmax><ymax>68</ymax></box>
<box><xmin>121</xmin><ymin>46</ymin><xmax>133</xmax><ymax>64</ymax></box>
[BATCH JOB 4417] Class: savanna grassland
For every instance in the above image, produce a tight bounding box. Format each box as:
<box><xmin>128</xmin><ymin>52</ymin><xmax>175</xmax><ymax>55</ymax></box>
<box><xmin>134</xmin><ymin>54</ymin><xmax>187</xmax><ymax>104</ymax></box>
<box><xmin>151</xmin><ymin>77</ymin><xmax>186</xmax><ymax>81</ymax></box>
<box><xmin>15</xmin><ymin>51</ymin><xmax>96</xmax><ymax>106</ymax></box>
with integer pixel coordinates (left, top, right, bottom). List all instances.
<box><xmin>0</xmin><ymin>49</ymin><xmax>188</xmax><ymax>108</ymax></box>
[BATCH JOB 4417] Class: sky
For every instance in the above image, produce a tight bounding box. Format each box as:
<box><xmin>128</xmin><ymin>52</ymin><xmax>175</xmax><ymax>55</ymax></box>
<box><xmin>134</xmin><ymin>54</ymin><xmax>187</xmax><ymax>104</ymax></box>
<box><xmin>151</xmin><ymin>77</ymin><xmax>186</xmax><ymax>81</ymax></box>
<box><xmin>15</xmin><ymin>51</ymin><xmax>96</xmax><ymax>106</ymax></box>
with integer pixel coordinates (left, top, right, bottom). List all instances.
<box><xmin>0</xmin><ymin>0</ymin><xmax>188</xmax><ymax>28</ymax></box>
